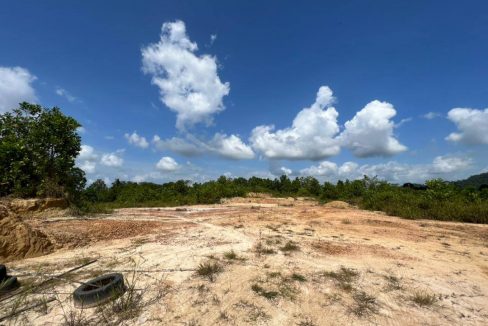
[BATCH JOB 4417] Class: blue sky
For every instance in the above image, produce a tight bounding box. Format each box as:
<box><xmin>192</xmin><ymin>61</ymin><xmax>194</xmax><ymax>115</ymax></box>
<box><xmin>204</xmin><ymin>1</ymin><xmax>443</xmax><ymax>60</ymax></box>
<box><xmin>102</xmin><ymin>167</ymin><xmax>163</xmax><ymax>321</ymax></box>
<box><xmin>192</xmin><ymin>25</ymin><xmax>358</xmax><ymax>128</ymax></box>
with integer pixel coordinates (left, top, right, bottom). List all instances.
<box><xmin>1</xmin><ymin>0</ymin><xmax>487</xmax><ymax>184</ymax></box>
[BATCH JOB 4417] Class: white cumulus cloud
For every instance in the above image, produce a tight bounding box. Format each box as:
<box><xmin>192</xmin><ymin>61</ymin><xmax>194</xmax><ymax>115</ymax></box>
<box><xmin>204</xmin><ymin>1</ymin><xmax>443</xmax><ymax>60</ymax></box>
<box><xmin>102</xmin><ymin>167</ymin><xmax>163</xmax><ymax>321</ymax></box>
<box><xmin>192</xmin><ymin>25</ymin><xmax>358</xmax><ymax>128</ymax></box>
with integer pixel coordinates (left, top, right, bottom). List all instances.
<box><xmin>153</xmin><ymin>133</ymin><xmax>254</xmax><ymax>160</ymax></box>
<box><xmin>79</xmin><ymin>161</ymin><xmax>96</xmax><ymax>174</ymax></box>
<box><xmin>101</xmin><ymin>153</ymin><xmax>124</xmax><ymax>167</ymax></box>
<box><xmin>250</xmin><ymin>86</ymin><xmax>340</xmax><ymax>160</ymax></box>
<box><xmin>156</xmin><ymin>156</ymin><xmax>179</xmax><ymax>171</ymax></box>
<box><xmin>300</xmin><ymin>155</ymin><xmax>472</xmax><ymax>183</ymax></box>
<box><xmin>142</xmin><ymin>20</ymin><xmax>230</xmax><ymax>130</ymax></box>
<box><xmin>0</xmin><ymin>66</ymin><xmax>37</xmax><ymax>113</ymax></box>
<box><xmin>300</xmin><ymin>161</ymin><xmax>338</xmax><ymax>176</ymax></box>
<box><xmin>431</xmin><ymin>155</ymin><xmax>472</xmax><ymax>173</ymax></box>
<box><xmin>125</xmin><ymin>131</ymin><xmax>149</xmax><ymax>149</ymax></box>
<box><xmin>153</xmin><ymin>135</ymin><xmax>204</xmax><ymax>156</ymax></box>
<box><xmin>208</xmin><ymin>133</ymin><xmax>255</xmax><ymax>160</ymax></box>
<box><xmin>446</xmin><ymin>108</ymin><xmax>488</xmax><ymax>145</ymax></box>
<box><xmin>78</xmin><ymin>145</ymin><xmax>97</xmax><ymax>161</ymax></box>
<box><xmin>77</xmin><ymin>145</ymin><xmax>98</xmax><ymax>174</ymax></box>
<box><xmin>339</xmin><ymin>100</ymin><xmax>407</xmax><ymax>157</ymax></box>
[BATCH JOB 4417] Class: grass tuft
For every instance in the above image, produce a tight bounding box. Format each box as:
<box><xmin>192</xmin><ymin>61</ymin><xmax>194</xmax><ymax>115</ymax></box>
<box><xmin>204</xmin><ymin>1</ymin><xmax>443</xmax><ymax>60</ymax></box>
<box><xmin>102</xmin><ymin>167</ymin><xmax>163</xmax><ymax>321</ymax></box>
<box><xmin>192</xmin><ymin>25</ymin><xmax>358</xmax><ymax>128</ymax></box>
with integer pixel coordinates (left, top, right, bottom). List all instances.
<box><xmin>196</xmin><ymin>261</ymin><xmax>223</xmax><ymax>282</ymax></box>
<box><xmin>411</xmin><ymin>290</ymin><xmax>438</xmax><ymax>307</ymax></box>
<box><xmin>251</xmin><ymin>283</ymin><xmax>279</xmax><ymax>300</ymax></box>
<box><xmin>223</xmin><ymin>250</ymin><xmax>237</xmax><ymax>260</ymax></box>
<box><xmin>291</xmin><ymin>273</ymin><xmax>307</xmax><ymax>282</ymax></box>
<box><xmin>280</xmin><ymin>241</ymin><xmax>300</xmax><ymax>252</ymax></box>
<box><xmin>323</xmin><ymin>266</ymin><xmax>358</xmax><ymax>291</ymax></box>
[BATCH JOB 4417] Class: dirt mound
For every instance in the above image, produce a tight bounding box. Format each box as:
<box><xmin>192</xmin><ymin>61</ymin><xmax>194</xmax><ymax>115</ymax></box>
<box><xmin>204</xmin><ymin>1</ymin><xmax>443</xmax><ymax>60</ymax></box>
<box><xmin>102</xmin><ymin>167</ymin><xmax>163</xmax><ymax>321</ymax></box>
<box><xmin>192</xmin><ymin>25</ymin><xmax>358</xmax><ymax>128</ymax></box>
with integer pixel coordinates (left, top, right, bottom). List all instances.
<box><xmin>0</xmin><ymin>204</ymin><xmax>53</xmax><ymax>262</ymax></box>
<box><xmin>323</xmin><ymin>200</ymin><xmax>352</xmax><ymax>209</ymax></box>
<box><xmin>9</xmin><ymin>198</ymin><xmax>68</xmax><ymax>213</ymax></box>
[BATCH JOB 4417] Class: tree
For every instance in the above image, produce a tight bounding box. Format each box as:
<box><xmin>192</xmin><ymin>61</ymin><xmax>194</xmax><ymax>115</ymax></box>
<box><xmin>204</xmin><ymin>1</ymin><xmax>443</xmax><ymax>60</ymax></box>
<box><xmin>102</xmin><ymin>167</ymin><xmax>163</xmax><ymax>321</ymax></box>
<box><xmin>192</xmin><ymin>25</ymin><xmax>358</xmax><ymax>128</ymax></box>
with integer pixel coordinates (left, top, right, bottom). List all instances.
<box><xmin>0</xmin><ymin>102</ymin><xmax>85</xmax><ymax>200</ymax></box>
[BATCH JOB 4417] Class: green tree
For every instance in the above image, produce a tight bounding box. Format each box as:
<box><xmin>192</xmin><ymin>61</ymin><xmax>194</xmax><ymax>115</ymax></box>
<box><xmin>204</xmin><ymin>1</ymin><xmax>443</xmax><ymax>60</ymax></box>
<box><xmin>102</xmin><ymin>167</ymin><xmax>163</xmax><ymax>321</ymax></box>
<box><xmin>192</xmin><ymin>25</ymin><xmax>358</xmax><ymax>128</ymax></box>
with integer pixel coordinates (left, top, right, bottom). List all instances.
<box><xmin>0</xmin><ymin>102</ymin><xmax>85</xmax><ymax>200</ymax></box>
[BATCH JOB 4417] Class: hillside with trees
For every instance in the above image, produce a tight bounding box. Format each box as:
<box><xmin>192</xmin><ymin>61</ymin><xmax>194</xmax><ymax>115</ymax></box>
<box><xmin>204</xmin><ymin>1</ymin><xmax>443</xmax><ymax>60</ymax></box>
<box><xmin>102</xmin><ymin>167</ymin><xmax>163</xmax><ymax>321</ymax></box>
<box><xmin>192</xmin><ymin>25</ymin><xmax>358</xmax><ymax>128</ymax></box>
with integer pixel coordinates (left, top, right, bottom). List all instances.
<box><xmin>453</xmin><ymin>172</ymin><xmax>488</xmax><ymax>189</ymax></box>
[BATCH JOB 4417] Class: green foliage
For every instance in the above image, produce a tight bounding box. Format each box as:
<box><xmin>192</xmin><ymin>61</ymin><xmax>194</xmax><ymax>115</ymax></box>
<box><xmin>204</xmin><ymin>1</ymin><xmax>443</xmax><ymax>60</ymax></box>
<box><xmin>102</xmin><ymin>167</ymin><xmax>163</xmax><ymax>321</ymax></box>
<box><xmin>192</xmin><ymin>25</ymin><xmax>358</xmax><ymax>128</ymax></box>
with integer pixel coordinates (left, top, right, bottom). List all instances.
<box><xmin>0</xmin><ymin>102</ymin><xmax>85</xmax><ymax>200</ymax></box>
<box><xmin>77</xmin><ymin>171</ymin><xmax>488</xmax><ymax>223</ymax></box>
<box><xmin>453</xmin><ymin>172</ymin><xmax>488</xmax><ymax>189</ymax></box>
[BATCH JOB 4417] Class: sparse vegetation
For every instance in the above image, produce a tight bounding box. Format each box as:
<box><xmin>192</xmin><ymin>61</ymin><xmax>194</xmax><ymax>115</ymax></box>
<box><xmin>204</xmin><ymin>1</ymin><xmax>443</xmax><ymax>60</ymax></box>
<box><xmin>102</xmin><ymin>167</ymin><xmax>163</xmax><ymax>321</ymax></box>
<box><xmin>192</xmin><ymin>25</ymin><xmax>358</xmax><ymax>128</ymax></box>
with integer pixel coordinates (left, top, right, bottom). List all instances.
<box><xmin>350</xmin><ymin>291</ymin><xmax>378</xmax><ymax>317</ymax></box>
<box><xmin>196</xmin><ymin>261</ymin><xmax>223</xmax><ymax>282</ymax></box>
<box><xmin>280</xmin><ymin>241</ymin><xmax>300</xmax><ymax>252</ymax></box>
<box><xmin>411</xmin><ymin>290</ymin><xmax>438</xmax><ymax>307</ymax></box>
<box><xmin>223</xmin><ymin>250</ymin><xmax>240</xmax><ymax>260</ymax></box>
<box><xmin>251</xmin><ymin>283</ymin><xmax>279</xmax><ymax>299</ymax></box>
<box><xmin>297</xmin><ymin>317</ymin><xmax>317</xmax><ymax>326</ymax></box>
<box><xmin>291</xmin><ymin>273</ymin><xmax>307</xmax><ymax>282</ymax></box>
<box><xmin>384</xmin><ymin>274</ymin><xmax>402</xmax><ymax>290</ymax></box>
<box><xmin>254</xmin><ymin>242</ymin><xmax>276</xmax><ymax>255</ymax></box>
<box><xmin>323</xmin><ymin>266</ymin><xmax>359</xmax><ymax>292</ymax></box>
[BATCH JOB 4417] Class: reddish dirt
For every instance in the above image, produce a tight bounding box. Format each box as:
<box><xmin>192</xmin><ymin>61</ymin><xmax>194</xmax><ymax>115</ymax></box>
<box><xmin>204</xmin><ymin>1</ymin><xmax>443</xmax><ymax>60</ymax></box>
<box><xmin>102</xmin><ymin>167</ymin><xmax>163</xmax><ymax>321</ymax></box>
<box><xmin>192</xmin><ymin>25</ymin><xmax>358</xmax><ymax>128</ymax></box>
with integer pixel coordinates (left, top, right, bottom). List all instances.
<box><xmin>35</xmin><ymin>219</ymin><xmax>195</xmax><ymax>248</ymax></box>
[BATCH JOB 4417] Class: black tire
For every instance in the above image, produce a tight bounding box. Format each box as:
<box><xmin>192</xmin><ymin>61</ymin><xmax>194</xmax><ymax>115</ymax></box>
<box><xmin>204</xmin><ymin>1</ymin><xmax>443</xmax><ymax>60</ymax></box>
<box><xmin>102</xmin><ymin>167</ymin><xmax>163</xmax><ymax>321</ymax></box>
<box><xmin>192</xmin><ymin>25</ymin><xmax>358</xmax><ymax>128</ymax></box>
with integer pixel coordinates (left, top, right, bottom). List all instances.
<box><xmin>0</xmin><ymin>276</ymin><xmax>20</xmax><ymax>294</ymax></box>
<box><xmin>73</xmin><ymin>273</ymin><xmax>126</xmax><ymax>308</ymax></box>
<box><xmin>0</xmin><ymin>265</ymin><xmax>6</xmax><ymax>282</ymax></box>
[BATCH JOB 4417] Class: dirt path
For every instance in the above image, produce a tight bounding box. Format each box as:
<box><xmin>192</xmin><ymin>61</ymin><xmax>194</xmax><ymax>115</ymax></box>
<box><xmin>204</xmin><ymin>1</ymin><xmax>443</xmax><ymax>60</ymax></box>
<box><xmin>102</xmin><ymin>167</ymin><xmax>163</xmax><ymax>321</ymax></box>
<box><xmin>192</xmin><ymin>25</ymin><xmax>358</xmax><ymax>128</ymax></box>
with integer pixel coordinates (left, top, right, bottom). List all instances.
<box><xmin>2</xmin><ymin>198</ymin><xmax>488</xmax><ymax>325</ymax></box>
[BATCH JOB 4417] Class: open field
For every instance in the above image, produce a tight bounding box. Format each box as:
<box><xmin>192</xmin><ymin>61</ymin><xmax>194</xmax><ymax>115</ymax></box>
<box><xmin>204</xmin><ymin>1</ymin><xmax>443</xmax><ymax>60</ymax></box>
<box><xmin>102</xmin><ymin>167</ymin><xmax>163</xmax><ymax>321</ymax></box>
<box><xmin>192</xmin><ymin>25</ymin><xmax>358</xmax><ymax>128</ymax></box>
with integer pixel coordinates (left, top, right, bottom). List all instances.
<box><xmin>2</xmin><ymin>196</ymin><xmax>488</xmax><ymax>325</ymax></box>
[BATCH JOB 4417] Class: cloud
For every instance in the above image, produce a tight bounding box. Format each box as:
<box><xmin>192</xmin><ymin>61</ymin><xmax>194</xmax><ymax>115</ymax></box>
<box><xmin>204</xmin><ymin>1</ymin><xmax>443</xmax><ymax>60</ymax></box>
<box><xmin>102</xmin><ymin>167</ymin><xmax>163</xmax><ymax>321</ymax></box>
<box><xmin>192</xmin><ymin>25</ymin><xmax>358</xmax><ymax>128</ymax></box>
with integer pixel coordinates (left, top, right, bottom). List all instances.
<box><xmin>125</xmin><ymin>131</ymin><xmax>149</xmax><ymax>149</ymax></box>
<box><xmin>300</xmin><ymin>155</ymin><xmax>472</xmax><ymax>183</ymax></box>
<box><xmin>156</xmin><ymin>156</ymin><xmax>179</xmax><ymax>171</ymax></box>
<box><xmin>208</xmin><ymin>133</ymin><xmax>255</xmax><ymax>160</ymax></box>
<box><xmin>250</xmin><ymin>86</ymin><xmax>340</xmax><ymax>160</ymax></box>
<box><xmin>339</xmin><ymin>100</ymin><xmax>407</xmax><ymax>157</ymax></box>
<box><xmin>55</xmin><ymin>87</ymin><xmax>77</xmax><ymax>102</ymax></box>
<box><xmin>300</xmin><ymin>161</ymin><xmax>339</xmax><ymax>177</ymax></box>
<box><xmin>210</xmin><ymin>34</ymin><xmax>217</xmax><ymax>45</ymax></box>
<box><xmin>142</xmin><ymin>20</ymin><xmax>230</xmax><ymax>130</ymax></box>
<box><xmin>153</xmin><ymin>135</ymin><xmax>204</xmax><ymax>156</ymax></box>
<box><xmin>431</xmin><ymin>155</ymin><xmax>472</xmax><ymax>173</ymax></box>
<box><xmin>101</xmin><ymin>153</ymin><xmax>124</xmax><ymax>167</ymax></box>
<box><xmin>79</xmin><ymin>161</ymin><xmax>96</xmax><ymax>174</ymax></box>
<box><xmin>446</xmin><ymin>108</ymin><xmax>488</xmax><ymax>145</ymax></box>
<box><xmin>78</xmin><ymin>145</ymin><xmax>97</xmax><ymax>161</ymax></box>
<box><xmin>423</xmin><ymin>112</ymin><xmax>440</xmax><ymax>119</ymax></box>
<box><xmin>269</xmin><ymin>161</ymin><xmax>294</xmax><ymax>176</ymax></box>
<box><xmin>153</xmin><ymin>133</ymin><xmax>254</xmax><ymax>160</ymax></box>
<box><xmin>0</xmin><ymin>66</ymin><xmax>37</xmax><ymax>113</ymax></box>
<box><xmin>77</xmin><ymin>145</ymin><xmax>98</xmax><ymax>174</ymax></box>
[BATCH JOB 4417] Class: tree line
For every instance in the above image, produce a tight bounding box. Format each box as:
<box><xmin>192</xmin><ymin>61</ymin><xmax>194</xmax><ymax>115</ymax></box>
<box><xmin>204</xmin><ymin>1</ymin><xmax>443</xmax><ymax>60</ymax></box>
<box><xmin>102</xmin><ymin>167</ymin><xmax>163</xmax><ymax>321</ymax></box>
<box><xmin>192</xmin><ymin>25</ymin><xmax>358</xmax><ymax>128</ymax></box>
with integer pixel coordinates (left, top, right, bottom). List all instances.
<box><xmin>1</xmin><ymin>103</ymin><xmax>487</xmax><ymax>223</ymax></box>
<box><xmin>82</xmin><ymin>175</ymin><xmax>488</xmax><ymax>223</ymax></box>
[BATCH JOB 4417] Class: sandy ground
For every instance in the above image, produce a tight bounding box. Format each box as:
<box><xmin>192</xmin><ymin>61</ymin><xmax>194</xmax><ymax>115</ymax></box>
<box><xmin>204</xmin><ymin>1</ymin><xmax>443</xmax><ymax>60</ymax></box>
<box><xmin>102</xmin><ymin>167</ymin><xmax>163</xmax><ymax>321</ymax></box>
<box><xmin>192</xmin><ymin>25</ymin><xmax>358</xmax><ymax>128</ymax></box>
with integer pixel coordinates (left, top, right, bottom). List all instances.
<box><xmin>1</xmin><ymin>197</ymin><xmax>488</xmax><ymax>325</ymax></box>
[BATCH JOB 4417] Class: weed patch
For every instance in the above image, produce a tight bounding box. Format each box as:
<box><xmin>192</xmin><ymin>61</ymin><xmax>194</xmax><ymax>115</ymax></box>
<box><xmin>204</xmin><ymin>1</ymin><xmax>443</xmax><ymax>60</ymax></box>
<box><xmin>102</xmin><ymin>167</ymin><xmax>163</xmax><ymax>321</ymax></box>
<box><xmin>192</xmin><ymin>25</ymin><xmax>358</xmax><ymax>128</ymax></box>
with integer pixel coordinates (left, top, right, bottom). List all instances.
<box><xmin>196</xmin><ymin>261</ymin><xmax>223</xmax><ymax>282</ymax></box>
<box><xmin>411</xmin><ymin>290</ymin><xmax>438</xmax><ymax>307</ymax></box>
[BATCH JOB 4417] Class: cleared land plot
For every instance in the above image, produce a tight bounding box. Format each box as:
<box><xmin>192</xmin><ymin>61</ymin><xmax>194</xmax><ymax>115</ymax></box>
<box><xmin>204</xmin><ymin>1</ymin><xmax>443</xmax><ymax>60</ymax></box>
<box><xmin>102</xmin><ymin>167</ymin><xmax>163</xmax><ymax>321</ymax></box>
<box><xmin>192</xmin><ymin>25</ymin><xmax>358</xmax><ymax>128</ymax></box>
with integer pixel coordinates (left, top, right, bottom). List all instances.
<box><xmin>2</xmin><ymin>197</ymin><xmax>488</xmax><ymax>325</ymax></box>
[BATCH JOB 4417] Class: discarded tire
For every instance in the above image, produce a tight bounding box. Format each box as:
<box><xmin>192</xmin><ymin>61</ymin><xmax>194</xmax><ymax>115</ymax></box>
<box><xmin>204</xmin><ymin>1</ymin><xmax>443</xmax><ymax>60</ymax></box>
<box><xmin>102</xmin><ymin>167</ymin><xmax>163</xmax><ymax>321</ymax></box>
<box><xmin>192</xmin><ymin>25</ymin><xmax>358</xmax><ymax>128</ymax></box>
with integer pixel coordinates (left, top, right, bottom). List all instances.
<box><xmin>0</xmin><ymin>265</ymin><xmax>6</xmax><ymax>282</ymax></box>
<box><xmin>73</xmin><ymin>273</ymin><xmax>126</xmax><ymax>308</ymax></box>
<box><xmin>0</xmin><ymin>276</ymin><xmax>20</xmax><ymax>294</ymax></box>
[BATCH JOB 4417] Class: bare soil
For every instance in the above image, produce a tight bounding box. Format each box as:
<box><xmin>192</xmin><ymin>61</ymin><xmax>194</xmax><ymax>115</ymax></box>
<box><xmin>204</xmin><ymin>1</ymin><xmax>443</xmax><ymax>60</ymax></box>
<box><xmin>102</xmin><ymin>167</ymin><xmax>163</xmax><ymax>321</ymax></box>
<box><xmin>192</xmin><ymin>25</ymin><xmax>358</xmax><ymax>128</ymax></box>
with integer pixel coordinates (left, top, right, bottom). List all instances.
<box><xmin>2</xmin><ymin>197</ymin><xmax>488</xmax><ymax>325</ymax></box>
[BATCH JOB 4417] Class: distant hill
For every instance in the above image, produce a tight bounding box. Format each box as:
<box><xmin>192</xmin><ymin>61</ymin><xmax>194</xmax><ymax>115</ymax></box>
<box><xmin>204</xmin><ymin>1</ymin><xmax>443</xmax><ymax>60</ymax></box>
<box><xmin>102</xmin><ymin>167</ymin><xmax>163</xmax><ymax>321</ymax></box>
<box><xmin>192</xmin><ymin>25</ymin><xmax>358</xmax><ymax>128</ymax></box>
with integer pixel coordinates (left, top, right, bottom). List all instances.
<box><xmin>453</xmin><ymin>172</ymin><xmax>488</xmax><ymax>189</ymax></box>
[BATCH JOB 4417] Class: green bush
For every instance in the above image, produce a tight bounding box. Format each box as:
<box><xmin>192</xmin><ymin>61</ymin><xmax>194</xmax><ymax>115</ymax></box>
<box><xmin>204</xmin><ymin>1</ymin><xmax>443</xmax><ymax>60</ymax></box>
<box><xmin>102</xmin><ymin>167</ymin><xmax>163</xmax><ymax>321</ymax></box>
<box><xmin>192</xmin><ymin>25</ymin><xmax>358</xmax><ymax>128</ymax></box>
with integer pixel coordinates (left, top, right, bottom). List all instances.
<box><xmin>76</xmin><ymin>174</ymin><xmax>488</xmax><ymax>224</ymax></box>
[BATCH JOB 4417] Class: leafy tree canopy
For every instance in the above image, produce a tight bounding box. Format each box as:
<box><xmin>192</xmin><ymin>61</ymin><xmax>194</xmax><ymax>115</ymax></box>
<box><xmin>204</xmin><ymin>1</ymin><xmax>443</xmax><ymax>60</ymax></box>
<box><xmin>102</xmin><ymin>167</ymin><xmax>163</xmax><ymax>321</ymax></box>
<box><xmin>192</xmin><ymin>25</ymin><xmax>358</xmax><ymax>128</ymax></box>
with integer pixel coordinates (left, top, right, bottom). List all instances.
<box><xmin>0</xmin><ymin>102</ymin><xmax>85</xmax><ymax>200</ymax></box>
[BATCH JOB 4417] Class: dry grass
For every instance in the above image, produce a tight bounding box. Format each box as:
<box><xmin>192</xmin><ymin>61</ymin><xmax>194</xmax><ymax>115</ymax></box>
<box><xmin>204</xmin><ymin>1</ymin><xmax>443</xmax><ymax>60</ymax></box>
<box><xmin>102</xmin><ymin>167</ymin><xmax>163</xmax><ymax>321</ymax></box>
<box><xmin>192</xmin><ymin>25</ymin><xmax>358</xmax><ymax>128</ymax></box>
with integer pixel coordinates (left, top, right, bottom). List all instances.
<box><xmin>411</xmin><ymin>290</ymin><xmax>438</xmax><ymax>307</ymax></box>
<box><xmin>196</xmin><ymin>261</ymin><xmax>223</xmax><ymax>282</ymax></box>
<box><xmin>280</xmin><ymin>241</ymin><xmax>300</xmax><ymax>252</ymax></box>
<box><xmin>350</xmin><ymin>291</ymin><xmax>378</xmax><ymax>317</ymax></box>
<box><xmin>323</xmin><ymin>266</ymin><xmax>359</xmax><ymax>292</ymax></box>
